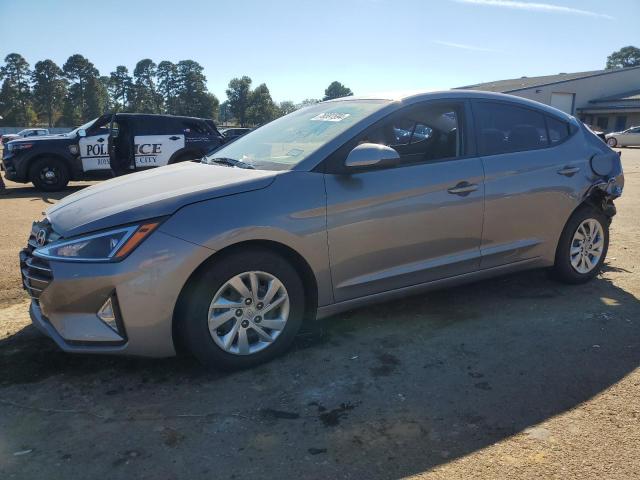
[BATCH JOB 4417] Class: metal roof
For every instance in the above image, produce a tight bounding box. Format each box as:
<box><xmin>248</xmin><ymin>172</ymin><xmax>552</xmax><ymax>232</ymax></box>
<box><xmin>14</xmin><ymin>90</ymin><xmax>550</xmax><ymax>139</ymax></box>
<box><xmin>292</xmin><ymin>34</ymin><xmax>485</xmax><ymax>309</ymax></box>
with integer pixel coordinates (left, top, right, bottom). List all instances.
<box><xmin>458</xmin><ymin>66</ymin><xmax>640</xmax><ymax>93</ymax></box>
<box><xmin>590</xmin><ymin>89</ymin><xmax>640</xmax><ymax>103</ymax></box>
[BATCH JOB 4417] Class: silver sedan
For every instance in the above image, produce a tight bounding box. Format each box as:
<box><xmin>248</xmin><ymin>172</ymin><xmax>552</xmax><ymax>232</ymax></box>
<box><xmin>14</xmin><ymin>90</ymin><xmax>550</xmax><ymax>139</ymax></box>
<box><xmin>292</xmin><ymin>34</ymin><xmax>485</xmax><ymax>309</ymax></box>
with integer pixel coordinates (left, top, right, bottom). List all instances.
<box><xmin>22</xmin><ymin>91</ymin><xmax>624</xmax><ymax>369</ymax></box>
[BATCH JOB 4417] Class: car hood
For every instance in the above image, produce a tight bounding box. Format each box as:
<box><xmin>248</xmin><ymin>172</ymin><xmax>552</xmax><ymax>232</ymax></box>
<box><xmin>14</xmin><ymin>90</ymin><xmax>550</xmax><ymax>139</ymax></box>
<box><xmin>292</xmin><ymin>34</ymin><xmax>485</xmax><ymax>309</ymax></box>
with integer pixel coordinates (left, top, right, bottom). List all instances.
<box><xmin>8</xmin><ymin>135</ymin><xmax>71</xmax><ymax>144</ymax></box>
<box><xmin>46</xmin><ymin>162</ymin><xmax>278</xmax><ymax>237</ymax></box>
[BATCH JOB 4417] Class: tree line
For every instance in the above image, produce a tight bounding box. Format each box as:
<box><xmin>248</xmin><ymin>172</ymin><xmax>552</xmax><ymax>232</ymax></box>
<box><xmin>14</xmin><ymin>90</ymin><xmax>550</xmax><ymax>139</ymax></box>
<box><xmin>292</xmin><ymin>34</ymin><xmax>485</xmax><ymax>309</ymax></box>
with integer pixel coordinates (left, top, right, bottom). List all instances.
<box><xmin>0</xmin><ymin>53</ymin><xmax>353</xmax><ymax>128</ymax></box>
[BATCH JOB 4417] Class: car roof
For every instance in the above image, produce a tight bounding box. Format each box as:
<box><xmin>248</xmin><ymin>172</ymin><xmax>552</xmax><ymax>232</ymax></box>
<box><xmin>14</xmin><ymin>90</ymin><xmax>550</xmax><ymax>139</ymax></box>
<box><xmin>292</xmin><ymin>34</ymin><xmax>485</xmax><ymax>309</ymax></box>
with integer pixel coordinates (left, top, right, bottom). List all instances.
<box><xmin>115</xmin><ymin>113</ymin><xmax>211</xmax><ymax>122</ymax></box>
<box><xmin>325</xmin><ymin>89</ymin><xmax>574</xmax><ymax>121</ymax></box>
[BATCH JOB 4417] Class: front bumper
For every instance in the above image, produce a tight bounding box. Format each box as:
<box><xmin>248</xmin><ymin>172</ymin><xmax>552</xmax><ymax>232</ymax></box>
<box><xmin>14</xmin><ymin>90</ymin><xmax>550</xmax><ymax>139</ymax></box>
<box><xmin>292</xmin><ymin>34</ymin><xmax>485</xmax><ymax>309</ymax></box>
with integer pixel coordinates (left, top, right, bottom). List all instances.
<box><xmin>24</xmin><ymin>230</ymin><xmax>214</xmax><ymax>357</ymax></box>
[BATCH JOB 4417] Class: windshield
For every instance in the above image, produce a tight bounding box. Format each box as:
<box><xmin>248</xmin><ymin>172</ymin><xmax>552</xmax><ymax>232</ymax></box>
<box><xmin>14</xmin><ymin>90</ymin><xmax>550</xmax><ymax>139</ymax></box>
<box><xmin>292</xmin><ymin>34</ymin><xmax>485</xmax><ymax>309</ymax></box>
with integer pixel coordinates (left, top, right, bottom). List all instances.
<box><xmin>205</xmin><ymin>100</ymin><xmax>388</xmax><ymax>170</ymax></box>
<box><xmin>66</xmin><ymin>117</ymin><xmax>99</xmax><ymax>137</ymax></box>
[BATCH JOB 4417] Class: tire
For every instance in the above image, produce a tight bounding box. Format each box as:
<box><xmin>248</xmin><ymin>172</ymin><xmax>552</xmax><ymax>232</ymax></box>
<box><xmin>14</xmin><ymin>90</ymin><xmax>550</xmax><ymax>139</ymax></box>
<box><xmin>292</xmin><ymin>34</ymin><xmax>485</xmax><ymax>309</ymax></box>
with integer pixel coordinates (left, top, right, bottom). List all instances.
<box><xmin>607</xmin><ymin>137</ymin><xmax>617</xmax><ymax>147</ymax></box>
<box><xmin>179</xmin><ymin>248</ymin><xmax>306</xmax><ymax>370</ymax></box>
<box><xmin>552</xmin><ymin>205</ymin><xmax>609</xmax><ymax>284</ymax></box>
<box><xmin>29</xmin><ymin>157</ymin><xmax>70</xmax><ymax>191</ymax></box>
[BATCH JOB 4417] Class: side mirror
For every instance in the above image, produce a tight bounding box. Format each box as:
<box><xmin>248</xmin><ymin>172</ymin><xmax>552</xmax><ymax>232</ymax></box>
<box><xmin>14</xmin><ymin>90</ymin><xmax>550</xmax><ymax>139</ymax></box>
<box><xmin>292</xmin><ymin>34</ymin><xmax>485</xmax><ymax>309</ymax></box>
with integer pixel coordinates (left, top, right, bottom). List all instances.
<box><xmin>345</xmin><ymin>143</ymin><xmax>400</xmax><ymax>169</ymax></box>
<box><xmin>78</xmin><ymin>129</ymin><xmax>87</xmax><ymax>138</ymax></box>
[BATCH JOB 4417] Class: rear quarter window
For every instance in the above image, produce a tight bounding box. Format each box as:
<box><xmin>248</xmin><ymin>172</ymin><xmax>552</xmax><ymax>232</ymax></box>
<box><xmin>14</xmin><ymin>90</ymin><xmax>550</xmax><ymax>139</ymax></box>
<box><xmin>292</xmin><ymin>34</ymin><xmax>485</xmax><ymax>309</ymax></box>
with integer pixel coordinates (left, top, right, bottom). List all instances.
<box><xmin>474</xmin><ymin>101</ymin><xmax>549</xmax><ymax>156</ymax></box>
<box><xmin>546</xmin><ymin>116</ymin><xmax>571</xmax><ymax>145</ymax></box>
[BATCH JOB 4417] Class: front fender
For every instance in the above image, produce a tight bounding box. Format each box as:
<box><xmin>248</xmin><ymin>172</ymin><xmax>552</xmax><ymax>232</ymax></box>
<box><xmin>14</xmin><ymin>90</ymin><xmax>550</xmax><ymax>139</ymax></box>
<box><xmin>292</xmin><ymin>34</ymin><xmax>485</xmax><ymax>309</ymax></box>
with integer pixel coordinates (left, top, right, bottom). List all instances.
<box><xmin>158</xmin><ymin>171</ymin><xmax>333</xmax><ymax>306</ymax></box>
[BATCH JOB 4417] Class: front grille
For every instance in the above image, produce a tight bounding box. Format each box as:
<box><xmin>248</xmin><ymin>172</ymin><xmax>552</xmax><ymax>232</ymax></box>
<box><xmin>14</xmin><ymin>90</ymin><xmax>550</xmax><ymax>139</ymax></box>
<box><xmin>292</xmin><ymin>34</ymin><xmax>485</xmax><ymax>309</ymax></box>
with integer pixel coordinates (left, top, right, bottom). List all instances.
<box><xmin>20</xmin><ymin>221</ymin><xmax>55</xmax><ymax>302</ymax></box>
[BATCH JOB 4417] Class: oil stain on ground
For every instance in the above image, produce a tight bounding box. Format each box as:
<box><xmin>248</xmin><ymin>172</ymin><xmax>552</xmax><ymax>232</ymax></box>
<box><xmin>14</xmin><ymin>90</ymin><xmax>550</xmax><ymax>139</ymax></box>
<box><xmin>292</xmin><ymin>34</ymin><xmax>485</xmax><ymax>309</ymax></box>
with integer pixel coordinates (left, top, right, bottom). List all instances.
<box><xmin>369</xmin><ymin>351</ymin><xmax>401</xmax><ymax>377</ymax></box>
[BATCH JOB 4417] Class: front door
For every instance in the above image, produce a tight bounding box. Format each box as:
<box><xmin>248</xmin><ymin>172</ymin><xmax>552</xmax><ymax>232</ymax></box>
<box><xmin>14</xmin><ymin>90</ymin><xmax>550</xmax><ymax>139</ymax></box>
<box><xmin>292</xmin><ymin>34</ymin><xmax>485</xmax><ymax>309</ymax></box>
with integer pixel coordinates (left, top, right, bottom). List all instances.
<box><xmin>78</xmin><ymin>115</ymin><xmax>113</xmax><ymax>173</ymax></box>
<box><xmin>621</xmin><ymin>126</ymin><xmax>640</xmax><ymax>146</ymax></box>
<box><xmin>324</xmin><ymin>101</ymin><xmax>485</xmax><ymax>302</ymax></box>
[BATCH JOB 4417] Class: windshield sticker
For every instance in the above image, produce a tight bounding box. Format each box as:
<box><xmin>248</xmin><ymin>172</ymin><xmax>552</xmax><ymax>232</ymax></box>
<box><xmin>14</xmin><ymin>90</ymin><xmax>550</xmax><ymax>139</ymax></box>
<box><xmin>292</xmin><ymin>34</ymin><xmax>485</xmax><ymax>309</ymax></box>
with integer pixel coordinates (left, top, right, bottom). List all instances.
<box><xmin>310</xmin><ymin>113</ymin><xmax>351</xmax><ymax>122</ymax></box>
<box><xmin>286</xmin><ymin>148</ymin><xmax>304</xmax><ymax>157</ymax></box>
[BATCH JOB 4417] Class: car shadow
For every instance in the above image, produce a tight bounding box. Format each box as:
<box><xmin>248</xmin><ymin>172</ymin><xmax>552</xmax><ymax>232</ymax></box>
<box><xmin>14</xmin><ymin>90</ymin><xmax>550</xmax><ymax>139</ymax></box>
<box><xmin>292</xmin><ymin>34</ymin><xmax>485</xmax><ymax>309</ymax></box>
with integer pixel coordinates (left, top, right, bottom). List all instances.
<box><xmin>1</xmin><ymin>267</ymin><xmax>638</xmax><ymax>478</ymax></box>
<box><xmin>0</xmin><ymin>184</ymin><xmax>90</xmax><ymax>204</ymax></box>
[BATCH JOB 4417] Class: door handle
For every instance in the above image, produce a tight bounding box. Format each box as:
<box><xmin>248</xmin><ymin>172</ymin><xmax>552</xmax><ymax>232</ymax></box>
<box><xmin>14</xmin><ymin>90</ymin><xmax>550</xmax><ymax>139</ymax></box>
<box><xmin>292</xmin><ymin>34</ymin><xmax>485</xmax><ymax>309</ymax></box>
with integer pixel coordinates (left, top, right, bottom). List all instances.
<box><xmin>557</xmin><ymin>166</ymin><xmax>580</xmax><ymax>176</ymax></box>
<box><xmin>169</xmin><ymin>136</ymin><xmax>180</xmax><ymax>141</ymax></box>
<box><xmin>447</xmin><ymin>182</ymin><xmax>478</xmax><ymax>196</ymax></box>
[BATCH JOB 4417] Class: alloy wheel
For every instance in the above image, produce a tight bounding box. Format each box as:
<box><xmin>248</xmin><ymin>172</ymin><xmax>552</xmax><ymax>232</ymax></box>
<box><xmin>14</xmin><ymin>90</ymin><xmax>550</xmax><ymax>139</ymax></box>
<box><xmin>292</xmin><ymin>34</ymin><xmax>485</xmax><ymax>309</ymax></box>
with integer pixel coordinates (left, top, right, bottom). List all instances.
<box><xmin>570</xmin><ymin>218</ymin><xmax>605</xmax><ymax>274</ymax></box>
<box><xmin>208</xmin><ymin>271</ymin><xmax>290</xmax><ymax>355</ymax></box>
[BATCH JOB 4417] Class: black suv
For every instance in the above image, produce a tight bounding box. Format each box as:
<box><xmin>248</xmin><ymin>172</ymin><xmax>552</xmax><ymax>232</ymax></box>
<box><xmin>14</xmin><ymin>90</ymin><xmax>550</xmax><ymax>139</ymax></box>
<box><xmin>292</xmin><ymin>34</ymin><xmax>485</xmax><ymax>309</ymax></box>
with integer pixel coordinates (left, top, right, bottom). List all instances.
<box><xmin>2</xmin><ymin>113</ymin><xmax>224</xmax><ymax>191</ymax></box>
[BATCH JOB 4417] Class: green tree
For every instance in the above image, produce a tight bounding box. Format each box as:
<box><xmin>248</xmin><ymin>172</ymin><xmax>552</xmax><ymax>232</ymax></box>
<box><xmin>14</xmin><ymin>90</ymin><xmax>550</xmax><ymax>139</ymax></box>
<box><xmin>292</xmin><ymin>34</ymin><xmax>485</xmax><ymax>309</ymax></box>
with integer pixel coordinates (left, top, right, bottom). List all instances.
<box><xmin>323</xmin><ymin>81</ymin><xmax>353</xmax><ymax>101</ymax></box>
<box><xmin>172</xmin><ymin>60</ymin><xmax>217</xmax><ymax>118</ymax></box>
<box><xmin>0</xmin><ymin>53</ymin><xmax>36</xmax><ymax>125</ymax></box>
<box><xmin>108</xmin><ymin>66</ymin><xmax>133</xmax><ymax>112</ymax></box>
<box><xmin>226</xmin><ymin>76</ymin><xmax>252</xmax><ymax>127</ymax></box>
<box><xmin>32</xmin><ymin>59</ymin><xmax>68</xmax><ymax>127</ymax></box>
<box><xmin>85</xmin><ymin>76</ymin><xmax>109</xmax><ymax>119</ymax></box>
<box><xmin>298</xmin><ymin>98</ymin><xmax>320</xmax><ymax>108</ymax></box>
<box><xmin>63</xmin><ymin>54</ymin><xmax>99</xmax><ymax>122</ymax></box>
<box><xmin>157</xmin><ymin>61</ymin><xmax>178</xmax><ymax>114</ymax></box>
<box><xmin>246</xmin><ymin>83</ymin><xmax>277</xmax><ymax>125</ymax></box>
<box><xmin>606</xmin><ymin>46</ymin><xmax>640</xmax><ymax>69</ymax></box>
<box><xmin>132</xmin><ymin>59</ymin><xmax>161</xmax><ymax>113</ymax></box>
<box><xmin>278</xmin><ymin>100</ymin><xmax>297</xmax><ymax>116</ymax></box>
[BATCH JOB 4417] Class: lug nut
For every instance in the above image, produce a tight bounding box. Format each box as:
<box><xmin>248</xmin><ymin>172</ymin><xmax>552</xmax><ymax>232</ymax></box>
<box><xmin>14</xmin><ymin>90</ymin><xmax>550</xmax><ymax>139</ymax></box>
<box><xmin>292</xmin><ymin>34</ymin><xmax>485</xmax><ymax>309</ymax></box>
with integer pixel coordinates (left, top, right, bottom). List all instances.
<box><xmin>257</xmin><ymin>302</ymin><xmax>264</xmax><ymax>310</ymax></box>
<box><xmin>241</xmin><ymin>320</ymin><xmax>249</xmax><ymax>328</ymax></box>
<box><xmin>235</xmin><ymin>309</ymin><xmax>243</xmax><ymax>317</ymax></box>
<box><xmin>254</xmin><ymin>316</ymin><xmax>262</xmax><ymax>323</ymax></box>
<box><xmin>245</xmin><ymin>298</ymin><xmax>253</xmax><ymax>306</ymax></box>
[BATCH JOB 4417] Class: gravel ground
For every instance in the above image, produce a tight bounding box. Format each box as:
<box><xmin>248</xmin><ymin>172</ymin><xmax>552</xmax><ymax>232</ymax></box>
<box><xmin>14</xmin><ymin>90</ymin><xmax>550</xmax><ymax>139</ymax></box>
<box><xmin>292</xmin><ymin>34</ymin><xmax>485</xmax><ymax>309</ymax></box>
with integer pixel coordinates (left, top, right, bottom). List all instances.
<box><xmin>0</xmin><ymin>150</ymin><xmax>639</xmax><ymax>479</ymax></box>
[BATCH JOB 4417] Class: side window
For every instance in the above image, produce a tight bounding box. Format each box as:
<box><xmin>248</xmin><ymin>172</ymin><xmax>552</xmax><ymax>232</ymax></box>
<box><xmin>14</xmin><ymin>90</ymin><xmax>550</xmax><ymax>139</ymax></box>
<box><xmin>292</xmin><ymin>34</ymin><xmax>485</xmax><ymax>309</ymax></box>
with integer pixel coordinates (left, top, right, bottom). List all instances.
<box><xmin>361</xmin><ymin>103</ymin><xmax>462</xmax><ymax>164</ymax></box>
<box><xmin>110</xmin><ymin>121</ymin><xmax>120</xmax><ymax>138</ymax></box>
<box><xmin>182</xmin><ymin>121</ymin><xmax>208</xmax><ymax>135</ymax></box>
<box><xmin>547</xmin><ymin>116</ymin><xmax>570</xmax><ymax>145</ymax></box>
<box><xmin>475</xmin><ymin>102</ymin><xmax>548</xmax><ymax>155</ymax></box>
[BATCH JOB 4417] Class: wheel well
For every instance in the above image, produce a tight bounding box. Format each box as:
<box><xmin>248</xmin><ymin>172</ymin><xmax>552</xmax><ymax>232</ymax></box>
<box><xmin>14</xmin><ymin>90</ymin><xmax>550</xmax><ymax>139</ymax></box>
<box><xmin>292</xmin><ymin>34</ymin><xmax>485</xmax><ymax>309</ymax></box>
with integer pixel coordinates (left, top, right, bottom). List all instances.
<box><xmin>581</xmin><ymin>185</ymin><xmax>616</xmax><ymax>220</ymax></box>
<box><xmin>26</xmin><ymin>153</ymin><xmax>70</xmax><ymax>177</ymax></box>
<box><xmin>171</xmin><ymin>240</ymin><xmax>319</xmax><ymax>354</ymax></box>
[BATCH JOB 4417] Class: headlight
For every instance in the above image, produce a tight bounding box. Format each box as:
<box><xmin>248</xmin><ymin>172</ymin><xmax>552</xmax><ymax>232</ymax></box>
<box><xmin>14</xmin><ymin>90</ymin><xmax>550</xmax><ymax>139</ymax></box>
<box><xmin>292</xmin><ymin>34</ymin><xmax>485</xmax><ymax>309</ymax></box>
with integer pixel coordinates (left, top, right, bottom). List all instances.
<box><xmin>8</xmin><ymin>142</ymin><xmax>33</xmax><ymax>151</ymax></box>
<box><xmin>34</xmin><ymin>221</ymin><xmax>161</xmax><ymax>262</ymax></box>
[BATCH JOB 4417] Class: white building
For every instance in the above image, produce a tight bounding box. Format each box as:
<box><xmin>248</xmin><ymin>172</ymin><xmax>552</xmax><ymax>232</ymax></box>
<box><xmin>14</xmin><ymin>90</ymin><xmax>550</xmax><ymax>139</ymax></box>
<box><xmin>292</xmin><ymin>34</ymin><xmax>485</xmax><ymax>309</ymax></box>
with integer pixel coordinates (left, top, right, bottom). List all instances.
<box><xmin>461</xmin><ymin>66</ymin><xmax>640</xmax><ymax>132</ymax></box>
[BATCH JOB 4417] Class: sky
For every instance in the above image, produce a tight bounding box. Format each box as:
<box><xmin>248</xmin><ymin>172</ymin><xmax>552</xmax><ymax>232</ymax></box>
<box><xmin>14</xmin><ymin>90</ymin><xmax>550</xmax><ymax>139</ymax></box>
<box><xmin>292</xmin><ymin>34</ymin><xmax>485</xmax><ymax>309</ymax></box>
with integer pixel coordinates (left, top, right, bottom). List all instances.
<box><xmin>1</xmin><ymin>0</ymin><xmax>638</xmax><ymax>103</ymax></box>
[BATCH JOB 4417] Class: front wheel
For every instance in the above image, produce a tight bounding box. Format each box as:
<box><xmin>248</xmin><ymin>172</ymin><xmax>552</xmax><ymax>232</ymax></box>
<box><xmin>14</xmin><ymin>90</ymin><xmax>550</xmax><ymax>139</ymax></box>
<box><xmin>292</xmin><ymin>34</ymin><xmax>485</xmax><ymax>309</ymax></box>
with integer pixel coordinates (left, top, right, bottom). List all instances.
<box><xmin>179</xmin><ymin>248</ymin><xmax>306</xmax><ymax>370</ymax></box>
<box><xmin>29</xmin><ymin>157</ymin><xmax>70</xmax><ymax>191</ymax></box>
<box><xmin>607</xmin><ymin>137</ymin><xmax>617</xmax><ymax>147</ymax></box>
<box><xmin>552</xmin><ymin>206</ymin><xmax>609</xmax><ymax>284</ymax></box>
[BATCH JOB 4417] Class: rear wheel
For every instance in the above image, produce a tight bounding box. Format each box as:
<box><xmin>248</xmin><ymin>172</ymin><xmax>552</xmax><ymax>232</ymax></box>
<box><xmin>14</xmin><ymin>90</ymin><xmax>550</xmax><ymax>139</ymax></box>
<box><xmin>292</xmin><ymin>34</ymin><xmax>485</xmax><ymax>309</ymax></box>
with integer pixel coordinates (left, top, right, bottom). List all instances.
<box><xmin>179</xmin><ymin>248</ymin><xmax>306</xmax><ymax>370</ymax></box>
<box><xmin>606</xmin><ymin>137</ymin><xmax>617</xmax><ymax>147</ymax></box>
<box><xmin>29</xmin><ymin>157</ymin><xmax>69</xmax><ymax>191</ymax></box>
<box><xmin>552</xmin><ymin>206</ymin><xmax>609</xmax><ymax>284</ymax></box>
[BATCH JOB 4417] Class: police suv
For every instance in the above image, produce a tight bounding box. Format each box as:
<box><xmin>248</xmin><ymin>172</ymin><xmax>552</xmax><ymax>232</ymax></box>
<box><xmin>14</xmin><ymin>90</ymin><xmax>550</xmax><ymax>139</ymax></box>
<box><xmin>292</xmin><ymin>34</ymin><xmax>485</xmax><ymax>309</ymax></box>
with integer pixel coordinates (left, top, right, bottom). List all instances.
<box><xmin>2</xmin><ymin>113</ymin><xmax>224</xmax><ymax>191</ymax></box>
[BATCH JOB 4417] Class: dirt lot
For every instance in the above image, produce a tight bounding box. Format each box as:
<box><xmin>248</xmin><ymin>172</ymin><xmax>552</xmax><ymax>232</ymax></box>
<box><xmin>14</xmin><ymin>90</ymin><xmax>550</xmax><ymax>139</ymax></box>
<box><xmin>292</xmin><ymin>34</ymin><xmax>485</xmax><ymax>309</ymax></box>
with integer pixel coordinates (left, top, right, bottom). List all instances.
<box><xmin>1</xmin><ymin>150</ymin><xmax>639</xmax><ymax>479</ymax></box>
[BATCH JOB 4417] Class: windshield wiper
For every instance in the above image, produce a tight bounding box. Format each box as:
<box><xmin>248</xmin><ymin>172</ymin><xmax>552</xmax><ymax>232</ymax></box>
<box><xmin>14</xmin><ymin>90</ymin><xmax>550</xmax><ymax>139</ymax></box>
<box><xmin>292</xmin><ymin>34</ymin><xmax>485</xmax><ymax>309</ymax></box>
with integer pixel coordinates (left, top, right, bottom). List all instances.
<box><xmin>203</xmin><ymin>157</ymin><xmax>255</xmax><ymax>169</ymax></box>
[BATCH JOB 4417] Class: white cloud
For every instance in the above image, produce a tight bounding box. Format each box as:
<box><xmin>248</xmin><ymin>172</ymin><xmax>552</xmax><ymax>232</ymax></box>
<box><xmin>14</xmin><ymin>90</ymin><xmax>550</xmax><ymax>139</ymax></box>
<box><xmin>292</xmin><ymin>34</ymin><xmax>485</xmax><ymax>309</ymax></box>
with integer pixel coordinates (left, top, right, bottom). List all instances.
<box><xmin>435</xmin><ymin>40</ymin><xmax>498</xmax><ymax>52</ymax></box>
<box><xmin>452</xmin><ymin>0</ymin><xmax>613</xmax><ymax>20</ymax></box>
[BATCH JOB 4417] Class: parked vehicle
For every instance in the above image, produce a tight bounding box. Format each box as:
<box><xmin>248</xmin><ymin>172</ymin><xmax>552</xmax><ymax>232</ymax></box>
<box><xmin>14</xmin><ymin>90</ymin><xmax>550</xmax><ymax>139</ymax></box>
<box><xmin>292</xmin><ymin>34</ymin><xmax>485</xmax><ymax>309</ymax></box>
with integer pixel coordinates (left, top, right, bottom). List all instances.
<box><xmin>22</xmin><ymin>91</ymin><xmax>623</xmax><ymax>369</ymax></box>
<box><xmin>1</xmin><ymin>128</ymin><xmax>50</xmax><ymax>145</ymax></box>
<box><xmin>2</xmin><ymin>114</ymin><xmax>224</xmax><ymax>191</ymax></box>
<box><xmin>606</xmin><ymin>126</ymin><xmax>640</xmax><ymax>147</ymax></box>
<box><xmin>220</xmin><ymin>127</ymin><xmax>252</xmax><ymax>142</ymax></box>
<box><xmin>583</xmin><ymin>124</ymin><xmax>607</xmax><ymax>143</ymax></box>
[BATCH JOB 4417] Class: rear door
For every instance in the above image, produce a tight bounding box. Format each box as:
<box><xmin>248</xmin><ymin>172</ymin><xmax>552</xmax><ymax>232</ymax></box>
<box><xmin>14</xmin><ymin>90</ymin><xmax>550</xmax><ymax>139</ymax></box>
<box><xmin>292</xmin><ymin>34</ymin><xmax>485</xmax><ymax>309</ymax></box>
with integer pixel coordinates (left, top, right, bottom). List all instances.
<box><xmin>324</xmin><ymin>100</ymin><xmax>485</xmax><ymax>301</ymax></box>
<box><xmin>133</xmin><ymin>116</ymin><xmax>184</xmax><ymax>169</ymax></box>
<box><xmin>473</xmin><ymin>100</ymin><xmax>584</xmax><ymax>268</ymax></box>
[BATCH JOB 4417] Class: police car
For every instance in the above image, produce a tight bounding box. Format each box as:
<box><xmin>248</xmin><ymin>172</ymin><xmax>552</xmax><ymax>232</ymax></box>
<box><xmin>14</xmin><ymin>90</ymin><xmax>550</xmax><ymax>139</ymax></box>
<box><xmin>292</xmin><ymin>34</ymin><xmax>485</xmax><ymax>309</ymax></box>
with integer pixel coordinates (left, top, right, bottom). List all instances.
<box><xmin>2</xmin><ymin>113</ymin><xmax>224</xmax><ymax>191</ymax></box>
